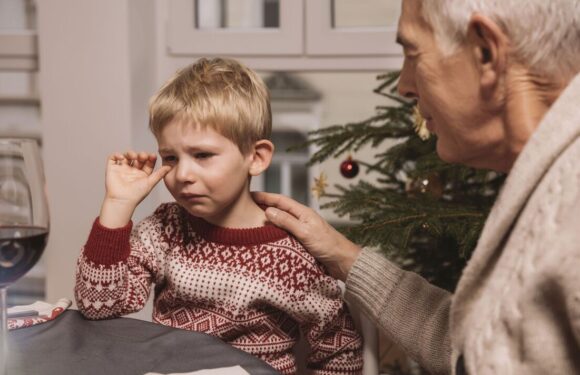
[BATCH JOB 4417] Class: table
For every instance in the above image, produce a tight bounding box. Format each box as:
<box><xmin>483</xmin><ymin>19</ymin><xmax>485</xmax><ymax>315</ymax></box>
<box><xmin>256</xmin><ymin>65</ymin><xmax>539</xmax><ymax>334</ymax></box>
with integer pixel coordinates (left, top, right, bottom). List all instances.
<box><xmin>8</xmin><ymin>310</ymin><xmax>280</xmax><ymax>375</ymax></box>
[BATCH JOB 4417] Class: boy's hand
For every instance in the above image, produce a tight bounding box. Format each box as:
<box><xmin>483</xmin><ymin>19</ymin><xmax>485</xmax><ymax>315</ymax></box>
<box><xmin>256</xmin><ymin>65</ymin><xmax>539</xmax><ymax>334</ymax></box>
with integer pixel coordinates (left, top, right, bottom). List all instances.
<box><xmin>99</xmin><ymin>151</ymin><xmax>171</xmax><ymax>228</ymax></box>
<box><xmin>105</xmin><ymin>151</ymin><xmax>169</xmax><ymax>204</ymax></box>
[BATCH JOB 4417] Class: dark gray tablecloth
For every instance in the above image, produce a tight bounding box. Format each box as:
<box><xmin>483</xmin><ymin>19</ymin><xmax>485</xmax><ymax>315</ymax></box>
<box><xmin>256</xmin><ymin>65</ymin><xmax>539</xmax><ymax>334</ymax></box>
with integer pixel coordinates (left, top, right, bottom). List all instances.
<box><xmin>8</xmin><ymin>310</ymin><xmax>279</xmax><ymax>375</ymax></box>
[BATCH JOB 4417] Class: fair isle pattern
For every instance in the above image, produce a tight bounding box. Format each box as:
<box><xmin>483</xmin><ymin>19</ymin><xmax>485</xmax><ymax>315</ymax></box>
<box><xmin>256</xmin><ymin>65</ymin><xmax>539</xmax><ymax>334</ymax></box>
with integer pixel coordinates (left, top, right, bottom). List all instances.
<box><xmin>75</xmin><ymin>203</ymin><xmax>363</xmax><ymax>375</ymax></box>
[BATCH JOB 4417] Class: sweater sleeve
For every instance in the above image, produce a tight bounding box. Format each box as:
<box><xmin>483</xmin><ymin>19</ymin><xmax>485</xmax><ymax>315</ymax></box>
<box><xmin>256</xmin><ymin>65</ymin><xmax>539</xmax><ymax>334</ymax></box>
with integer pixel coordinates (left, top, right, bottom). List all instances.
<box><xmin>74</xmin><ymin>210</ymin><xmax>169</xmax><ymax>320</ymax></box>
<box><xmin>294</xmin><ymin>272</ymin><xmax>364</xmax><ymax>374</ymax></box>
<box><xmin>345</xmin><ymin>247</ymin><xmax>452</xmax><ymax>375</ymax></box>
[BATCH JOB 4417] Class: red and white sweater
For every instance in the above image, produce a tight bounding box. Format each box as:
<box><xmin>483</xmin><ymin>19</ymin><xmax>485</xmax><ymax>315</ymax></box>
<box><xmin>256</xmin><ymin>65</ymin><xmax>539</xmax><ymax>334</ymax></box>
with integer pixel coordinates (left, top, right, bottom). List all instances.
<box><xmin>75</xmin><ymin>203</ymin><xmax>363</xmax><ymax>374</ymax></box>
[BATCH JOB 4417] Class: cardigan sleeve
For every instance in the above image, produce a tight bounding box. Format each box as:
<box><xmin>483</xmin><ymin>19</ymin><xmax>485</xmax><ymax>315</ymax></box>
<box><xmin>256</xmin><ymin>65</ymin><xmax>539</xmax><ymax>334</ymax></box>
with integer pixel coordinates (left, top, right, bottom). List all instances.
<box><xmin>345</xmin><ymin>247</ymin><xmax>452</xmax><ymax>375</ymax></box>
<box><xmin>74</xmin><ymin>207</ymin><xmax>171</xmax><ymax>320</ymax></box>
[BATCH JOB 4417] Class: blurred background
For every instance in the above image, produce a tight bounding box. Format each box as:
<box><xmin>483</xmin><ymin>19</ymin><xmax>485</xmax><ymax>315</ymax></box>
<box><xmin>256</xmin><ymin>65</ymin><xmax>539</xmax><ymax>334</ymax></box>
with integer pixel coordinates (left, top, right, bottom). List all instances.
<box><xmin>1</xmin><ymin>0</ymin><xmax>405</xmax><ymax>372</ymax></box>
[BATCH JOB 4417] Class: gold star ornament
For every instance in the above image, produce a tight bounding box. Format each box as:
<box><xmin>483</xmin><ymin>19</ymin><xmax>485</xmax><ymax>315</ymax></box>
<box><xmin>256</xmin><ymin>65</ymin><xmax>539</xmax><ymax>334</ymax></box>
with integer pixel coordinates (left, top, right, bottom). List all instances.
<box><xmin>311</xmin><ymin>172</ymin><xmax>328</xmax><ymax>199</ymax></box>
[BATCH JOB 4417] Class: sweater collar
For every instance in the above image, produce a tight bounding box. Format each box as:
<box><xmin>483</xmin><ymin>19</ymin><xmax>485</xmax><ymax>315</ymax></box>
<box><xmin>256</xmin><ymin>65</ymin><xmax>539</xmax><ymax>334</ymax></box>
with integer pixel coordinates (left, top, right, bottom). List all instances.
<box><xmin>183</xmin><ymin>209</ymin><xmax>290</xmax><ymax>246</ymax></box>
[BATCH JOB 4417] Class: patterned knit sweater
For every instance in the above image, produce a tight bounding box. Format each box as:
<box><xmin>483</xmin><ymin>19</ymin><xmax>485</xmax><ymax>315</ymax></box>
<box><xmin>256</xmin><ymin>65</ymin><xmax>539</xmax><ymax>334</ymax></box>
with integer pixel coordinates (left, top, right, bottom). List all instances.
<box><xmin>75</xmin><ymin>203</ymin><xmax>363</xmax><ymax>374</ymax></box>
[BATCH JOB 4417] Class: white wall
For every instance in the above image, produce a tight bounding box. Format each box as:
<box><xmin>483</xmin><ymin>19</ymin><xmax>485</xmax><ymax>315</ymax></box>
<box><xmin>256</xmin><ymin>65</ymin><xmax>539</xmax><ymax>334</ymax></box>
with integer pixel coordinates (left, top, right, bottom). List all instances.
<box><xmin>37</xmin><ymin>0</ymin><xmax>160</xmax><ymax>306</ymax></box>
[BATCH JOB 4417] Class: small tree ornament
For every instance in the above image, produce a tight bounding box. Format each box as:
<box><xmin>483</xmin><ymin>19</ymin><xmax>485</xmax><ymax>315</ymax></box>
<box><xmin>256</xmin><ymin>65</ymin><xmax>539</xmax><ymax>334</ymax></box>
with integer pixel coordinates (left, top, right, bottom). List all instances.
<box><xmin>311</xmin><ymin>172</ymin><xmax>329</xmax><ymax>199</ymax></box>
<box><xmin>340</xmin><ymin>155</ymin><xmax>359</xmax><ymax>179</ymax></box>
<box><xmin>405</xmin><ymin>174</ymin><xmax>444</xmax><ymax>199</ymax></box>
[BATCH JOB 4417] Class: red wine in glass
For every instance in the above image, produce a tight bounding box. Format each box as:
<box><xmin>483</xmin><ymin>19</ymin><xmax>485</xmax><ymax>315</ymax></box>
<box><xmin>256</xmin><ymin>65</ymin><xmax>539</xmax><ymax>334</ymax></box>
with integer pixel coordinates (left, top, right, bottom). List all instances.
<box><xmin>0</xmin><ymin>138</ymin><xmax>49</xmax><ymax>375</ymax></box>
<box><xmin>0</xmin><ymin>226</ymin><xmax>48</xmax><ymax>288</ymax></box>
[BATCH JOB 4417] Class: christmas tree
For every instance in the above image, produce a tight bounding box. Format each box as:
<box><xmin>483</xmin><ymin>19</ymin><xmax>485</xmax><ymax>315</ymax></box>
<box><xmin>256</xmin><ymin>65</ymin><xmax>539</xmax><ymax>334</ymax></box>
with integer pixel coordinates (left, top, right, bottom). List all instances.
<box><xmin>302</xmin><ymin>72</ymin><xmax>505</xmax><ymax>292</ymax></box>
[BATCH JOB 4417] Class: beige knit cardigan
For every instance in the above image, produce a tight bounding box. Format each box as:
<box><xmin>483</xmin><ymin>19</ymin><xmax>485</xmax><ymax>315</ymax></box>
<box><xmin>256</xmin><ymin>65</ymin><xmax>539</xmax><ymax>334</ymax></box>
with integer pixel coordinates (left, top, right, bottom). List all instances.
<box><xmin>345</xmin><ymin>73</ymin><xmax>580</xmax><ymax>375</ymax></box>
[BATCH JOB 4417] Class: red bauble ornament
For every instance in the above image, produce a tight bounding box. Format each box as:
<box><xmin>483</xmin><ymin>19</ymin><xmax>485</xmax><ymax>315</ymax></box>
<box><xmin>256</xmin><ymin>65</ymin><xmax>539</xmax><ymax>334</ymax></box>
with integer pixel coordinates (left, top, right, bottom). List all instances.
<box><xmin>340</xmin><ymin>156</ymin><xmax>359</xmax><ymax>178</ymax></box>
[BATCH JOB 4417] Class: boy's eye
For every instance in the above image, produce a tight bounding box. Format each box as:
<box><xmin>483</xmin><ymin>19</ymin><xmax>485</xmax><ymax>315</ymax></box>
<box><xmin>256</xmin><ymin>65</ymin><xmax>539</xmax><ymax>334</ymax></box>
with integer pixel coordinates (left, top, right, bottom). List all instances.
<box><xmin>195</xmin><ymin>152</ymin><xmax>214</xmax><ymax>160</ymax></box>
<box><xmin>161</xmin><ymin>155</ymin><xmax>177</xmax><ymax>163</ymax></box>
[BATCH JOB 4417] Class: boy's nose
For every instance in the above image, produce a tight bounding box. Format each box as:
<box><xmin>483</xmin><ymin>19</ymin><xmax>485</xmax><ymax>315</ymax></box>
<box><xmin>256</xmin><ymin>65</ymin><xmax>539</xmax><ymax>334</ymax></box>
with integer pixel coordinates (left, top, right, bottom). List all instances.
<box><xmin>175</xmin><ymin>162</ymin><xmax>196</xmax><ymax>183</ymax></box>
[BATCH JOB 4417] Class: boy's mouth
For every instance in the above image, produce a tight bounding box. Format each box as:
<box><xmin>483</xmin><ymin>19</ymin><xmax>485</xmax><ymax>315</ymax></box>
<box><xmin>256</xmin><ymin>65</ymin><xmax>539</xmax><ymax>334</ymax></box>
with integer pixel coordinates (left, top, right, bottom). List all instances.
<box><xmin>180</xmin><ymin>193</ymin><xmax>205</xmax><ymax>200</ymax></box>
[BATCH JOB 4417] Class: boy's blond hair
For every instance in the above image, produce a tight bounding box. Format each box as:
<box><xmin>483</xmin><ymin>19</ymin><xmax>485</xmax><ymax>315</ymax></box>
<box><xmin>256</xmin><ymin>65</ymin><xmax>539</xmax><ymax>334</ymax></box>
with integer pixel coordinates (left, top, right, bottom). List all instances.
<box><xmin>149</xmin><ymin>57</ymin><xmax>271</xmax><ymax>154</ymax></box>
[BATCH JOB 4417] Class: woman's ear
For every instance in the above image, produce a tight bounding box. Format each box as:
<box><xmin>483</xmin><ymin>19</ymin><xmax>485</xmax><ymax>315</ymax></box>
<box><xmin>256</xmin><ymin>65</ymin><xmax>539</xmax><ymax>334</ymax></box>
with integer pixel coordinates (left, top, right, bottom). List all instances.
<box><xmin>248</xmin><ymin>139</ymin><xmax>274</xmax><ymax>176</ymax></box>
<box><xmin>467</xmin><ymin>13</ymin><xmax>509</xmax><ymax>96</ymax></box>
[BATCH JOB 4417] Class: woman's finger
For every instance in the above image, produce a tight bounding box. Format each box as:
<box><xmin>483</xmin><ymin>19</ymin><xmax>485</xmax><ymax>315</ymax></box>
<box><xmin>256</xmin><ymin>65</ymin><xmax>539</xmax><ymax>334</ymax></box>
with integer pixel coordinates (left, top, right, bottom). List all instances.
<box><xmin>264</xmin><ymin>206</ymin><xmax>311</xmax><ymax>241</ymax></box>
<box><xmin>252</xmin><ymin>191</ymin><xmax>310</xmax><ymax>221</ymax></box>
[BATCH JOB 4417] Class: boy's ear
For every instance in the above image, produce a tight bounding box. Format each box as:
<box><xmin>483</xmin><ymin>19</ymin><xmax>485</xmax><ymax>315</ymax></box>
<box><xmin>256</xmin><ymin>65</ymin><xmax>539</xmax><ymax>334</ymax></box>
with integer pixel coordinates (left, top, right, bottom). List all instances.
<box><xmin>248</xmin><ymin>139</ymin><xmax>274</xmax><ymax>176</ymax></box>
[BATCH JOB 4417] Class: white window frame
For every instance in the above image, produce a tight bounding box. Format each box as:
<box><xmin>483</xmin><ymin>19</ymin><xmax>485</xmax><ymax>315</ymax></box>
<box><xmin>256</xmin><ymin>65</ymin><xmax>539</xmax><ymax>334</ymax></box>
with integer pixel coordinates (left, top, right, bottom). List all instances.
<box><xmin>167</xmin><ymin>0</ymin><xmax>303</xmax><ymax>55</ymax></box>
<box><xmin>305</xmin><ymin>0</ymin><xmax>401</xmax><ymax>56</ymax></box>
<box><xmin>0</xmin><ymin>31</ymin><xmax>37</xmax><ymax>71</ymax></box>
<box><xmin>264</xmin><ymin>136</ymin><xmax>311</xmax><ymax>202</ymax></box>
<box><xmin>162</xmin><ymin>0</ymin><xmax>404</xmax><ymax>70</ymax></box>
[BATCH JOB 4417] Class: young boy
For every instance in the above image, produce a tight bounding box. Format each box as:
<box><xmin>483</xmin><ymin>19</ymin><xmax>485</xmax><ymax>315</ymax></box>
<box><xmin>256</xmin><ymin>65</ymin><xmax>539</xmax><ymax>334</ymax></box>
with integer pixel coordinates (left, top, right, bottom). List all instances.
<box><xmin>75</xmin><ymin>58</ymin><xmax>363</xmax><ymax>374</ymax></box>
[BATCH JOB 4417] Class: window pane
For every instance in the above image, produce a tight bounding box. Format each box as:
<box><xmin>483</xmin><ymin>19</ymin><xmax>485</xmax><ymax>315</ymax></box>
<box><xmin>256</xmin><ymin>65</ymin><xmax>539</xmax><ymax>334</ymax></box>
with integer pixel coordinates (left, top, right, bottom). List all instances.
<box><xmin>267</xmin><ymin>131</ymin><xmax>309</xmax><ymax>205</ymax></box>
<box><xmin>291</xmin><ymin>164</ymin><xmax>308</xmax><ymax>206</ymax></box>
<box><xmin>264</xmin><ymin>163</ymin><xmax>281</xmax><ymax>194</ymax></box>
<box><xmin>0</xmin><ymin>72</ymin><xmax>35</xmax><ymax>97</ymax></box>
<box><xmin>271</xmin><ymin>132</ymin><xmax>307</xmax><ymax>154</ymax></box>
<box><xmin>0</xmin><ymin>0</ymin><xmax>36</xmax><ymax>30</ymax></box>
<box><xmin>196</xmin><ymin>0</ymin><xmax>279</xmax><ymax>29</ymax></box>
<box><xmin>332</xmin><ymin>0</ymin><xmax>400</xmax><ymax>28</ymax></box>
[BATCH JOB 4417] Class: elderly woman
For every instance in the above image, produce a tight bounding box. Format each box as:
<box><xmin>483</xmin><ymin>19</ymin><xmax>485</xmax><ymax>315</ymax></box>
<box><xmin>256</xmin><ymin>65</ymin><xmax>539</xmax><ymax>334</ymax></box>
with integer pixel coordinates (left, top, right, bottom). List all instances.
<box><xmin>254</xmin><ymin>0</ymin><xmax>580</xmax><ymax>374</ymax></box>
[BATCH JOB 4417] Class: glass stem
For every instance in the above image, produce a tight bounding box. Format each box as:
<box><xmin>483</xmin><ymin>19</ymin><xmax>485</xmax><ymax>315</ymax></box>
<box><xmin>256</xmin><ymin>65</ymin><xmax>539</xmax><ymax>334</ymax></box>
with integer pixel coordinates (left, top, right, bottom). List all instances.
<box><xmin>0</xmin><ymin>287</ymin><xmax>7</xmax><ymax>375</ymax></box>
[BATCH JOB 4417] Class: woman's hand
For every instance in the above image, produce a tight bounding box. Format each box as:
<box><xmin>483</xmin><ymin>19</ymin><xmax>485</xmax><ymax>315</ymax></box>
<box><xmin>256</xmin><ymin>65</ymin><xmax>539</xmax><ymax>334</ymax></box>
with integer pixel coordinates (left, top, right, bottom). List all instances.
<box><xmin>99</xmin><ymin>151</ymin><xmax>171</xmax><ymax>228</ymax></box>
<box><xmin>252</xmin><ymin>191</ymin><xmax>362</xmax><ymax>281</ymax></box>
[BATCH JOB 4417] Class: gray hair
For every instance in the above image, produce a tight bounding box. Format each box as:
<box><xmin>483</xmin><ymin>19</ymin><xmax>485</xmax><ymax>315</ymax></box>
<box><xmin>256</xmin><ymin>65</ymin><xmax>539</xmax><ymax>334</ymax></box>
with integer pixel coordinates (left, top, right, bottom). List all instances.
<box><xmin>421</xmin><ymin>0</ymin><xmax>580</xmax><ymax>79</ymax></box>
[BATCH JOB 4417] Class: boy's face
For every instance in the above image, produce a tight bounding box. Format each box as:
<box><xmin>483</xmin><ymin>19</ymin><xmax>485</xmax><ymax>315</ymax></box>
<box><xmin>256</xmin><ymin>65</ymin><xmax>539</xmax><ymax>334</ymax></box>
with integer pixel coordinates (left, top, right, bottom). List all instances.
<box><xmin>157</xmin><ymin>119</ymin><xmax>253</xmax><ymax>222</ymax></box>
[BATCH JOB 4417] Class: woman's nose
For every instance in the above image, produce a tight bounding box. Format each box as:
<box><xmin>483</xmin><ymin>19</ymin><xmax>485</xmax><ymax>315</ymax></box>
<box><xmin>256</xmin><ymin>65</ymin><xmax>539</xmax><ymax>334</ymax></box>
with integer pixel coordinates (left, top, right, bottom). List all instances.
<box><xmin>397</xmin><ymin>60</ymin><xmax>418</xmax><ymax>100</ymax></box>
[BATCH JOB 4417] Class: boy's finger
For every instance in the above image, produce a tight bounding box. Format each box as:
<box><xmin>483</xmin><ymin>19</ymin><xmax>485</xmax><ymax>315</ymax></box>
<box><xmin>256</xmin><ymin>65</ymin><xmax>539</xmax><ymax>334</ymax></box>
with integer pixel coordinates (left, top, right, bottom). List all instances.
<box><xmin>138</xmin><ymin>151</ymin><xmax>149</xmax><ymax>162</ymax></box>
<box><xmin>142</xmin><ymin>154</ymin><xmax>158</xmax><ymax>174</ymax></box>
<box><xmin>131</xmin><ymin>158</ymin><xmax>143</xmax><ymax>169</ymax></box>
<box><xmin>148</xmin><ymin>165</ymin><xmax>171</xmax><ymax>186</ymax></box>
<box><xmin>108</xmin><ymin>154</ymin><xmax>118</xmax><ymax>165</ymax></box>
<box><xmin>124</xmin><ymin>150</ymin><xmax>138</xmax><ymax>165</ymax></box>
<box><xmin>134</xmin><ymin>151</ymin><xmax>149</xmax><ymax>169</ymax></box>
<box><xmin>109</xmin><ymin>153</ymin><xmax>128</xmax><ymax>166</ymax></box>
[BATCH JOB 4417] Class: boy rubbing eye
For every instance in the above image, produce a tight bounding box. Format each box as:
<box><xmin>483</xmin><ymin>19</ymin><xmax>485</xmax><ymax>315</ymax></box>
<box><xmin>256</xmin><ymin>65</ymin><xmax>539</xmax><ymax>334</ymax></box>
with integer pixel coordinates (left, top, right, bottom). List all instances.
<box><xmin>74</xmin><ymin>57</ymin><xmax>363</xmax><ymax>374</ymax></box>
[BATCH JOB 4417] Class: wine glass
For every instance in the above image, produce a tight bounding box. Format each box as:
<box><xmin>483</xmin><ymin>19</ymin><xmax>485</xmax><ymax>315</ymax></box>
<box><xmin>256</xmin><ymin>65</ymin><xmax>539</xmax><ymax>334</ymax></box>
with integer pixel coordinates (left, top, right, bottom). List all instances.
<box><xmin>0</xmin><ymin>138</ymin><xmax>49</xmax><ymax>375</ymax></box>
